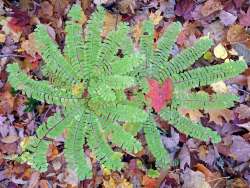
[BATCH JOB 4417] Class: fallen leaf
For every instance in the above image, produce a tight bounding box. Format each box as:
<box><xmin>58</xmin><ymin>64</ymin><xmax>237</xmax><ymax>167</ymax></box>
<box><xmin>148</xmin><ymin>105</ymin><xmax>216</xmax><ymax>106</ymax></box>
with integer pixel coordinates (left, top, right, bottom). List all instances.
<box><xmin>175</xmin><ymin>0</ymin><xmax>195</xmax><ymax>20</ymax></box>
<box><xmin>219</xmin><ymin>10</ymin><xmax>237</xmax><ymax>26</ymax></box>
<box><xmin>142</xmin><ymin>176</ymin><xmax>157</xmax><ymax>188</ymax></box>
<box><xmin>201</xmin><ymin>0</ymin><xmax>223</xmax><ymax>17</ymax></box>
<box><xmin>181</xmin><ymin>168</ymin><xmax>211</xmax><ymax>188</ymax></box>
<box><xmin>149</xmin><ymin>10</ymin><xmax>163</xmax><ymax>25</ymax></box>
<box><xmin>236</xmin><ymin>122</ymin><xmax>250</xmax><ymax>131</ymax></box>
<box><xmin>132</xmin><ymin>23</ymin><xmax>142</xmax><ymax>45</ymax></box>
<box><xmin>211</xmin><ymin>81</ymin><xmax>228</xmax><ymax>93</ymax></box>
<box><xmin>28</xmin><ymin>171</ymin><xmax>40</xmax><ymax>188</ymax></box>
<box><xmin>0</xmin><ymin>33</ymin><xmax>6</xmax><ymax>43</ymax></box>
<box><xmin>102</xmin><ymin>12</ymin><xmax>121</xmax><ymax>38</ymax></box>
<box><xmin>179</xmin><ymin>109</ymin><xmax>203</xmax><ymax>123</ymax></box>
<box><xmin>38</xmin><ymin>1</ymin><xmax>53</xmax><ymax>18</ymax></box>
<box><xmin>227</xmin><ymin>24</ymin><xmax>250</xmax><ymax>48</ymax></box>
<box><xmin>230</xmin><ymin>136</ymin><xmax>250</xmax><ymax>162</ymax></box>
<box><xmin>235</xmin><ymin>104</ymin><xmax>250</xmax><ymax>119</ymax></box>
<box><xmin>214</xmin><ymin>43</ymin><xmax>228</xmax><ymax>59</ymax></box>
<box><xmin>178</xmin><ymin>144</ymin><xmax>190</xmax><ymax>170</ymax></box>
<box><xmin>7</xmin><ymin>9</ymin><xmax>30</xmax><ymax>33</ymax></box>
<box><xmin>21</xmin><ymin>33</ymin><xmax>40</xmax><ymax>57</ymax></box>
<box><xmin>145</xmin><ymin>78</ymin><xmax>173</xmax><ymax>112</ymax></box>
<box><xmin>0</xmin><ymin>135</ymin><xmax>19</xmax><ymax>144</ymax></box>
<box><xmin>205</xmin><ymin>109</ymin><xmax>234</xmax><ymax>125</ymax></box>
<box><xmin>239</xmin><ymin>7</ymin><xmax>250</xmax><ymax>27</ymax></box>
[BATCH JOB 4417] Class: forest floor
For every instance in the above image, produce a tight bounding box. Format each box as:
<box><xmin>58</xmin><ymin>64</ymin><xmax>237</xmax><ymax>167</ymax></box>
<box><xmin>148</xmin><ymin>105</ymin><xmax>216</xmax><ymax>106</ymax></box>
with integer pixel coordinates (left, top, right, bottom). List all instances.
<box><xmin>0</xmin><ymin>0</ymin><xmax>250</xmax><ymax>187</ymax></box>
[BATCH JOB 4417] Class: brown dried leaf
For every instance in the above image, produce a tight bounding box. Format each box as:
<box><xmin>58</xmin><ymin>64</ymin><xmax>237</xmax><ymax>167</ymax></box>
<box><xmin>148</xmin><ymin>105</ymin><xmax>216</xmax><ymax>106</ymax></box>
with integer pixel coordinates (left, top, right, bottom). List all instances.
<box><xmin>205</xmin><ymin>109</ymin><xmax>234</xmax><ymax>125</ymax></box>
<box><xmin>0</xmin><ymin>135</ymin><xmax>19</xmax><ymax>144</ymax></box>
<box><xmin>227</xmin><ymin>24</ymin><xmax>250</xmax><ymax>48</ymax></box>
<box><xmin>179</xmin><ymin>108</ymin><xmax>203</xmax><ymax>123</ymax></box>
<box><xmin>102</xmin><ymin>12</ymin><xmax>121</xmax><ymax>37</ymax></box>
<box><xmin>235</xmin><ymin>104</ymin><xmax>250</xmax><ymax>120</ymax></box>
<box><xmin>201</xmin><ymin>0</ymin><xmax>223</xmax><ymax>17</ymax></box>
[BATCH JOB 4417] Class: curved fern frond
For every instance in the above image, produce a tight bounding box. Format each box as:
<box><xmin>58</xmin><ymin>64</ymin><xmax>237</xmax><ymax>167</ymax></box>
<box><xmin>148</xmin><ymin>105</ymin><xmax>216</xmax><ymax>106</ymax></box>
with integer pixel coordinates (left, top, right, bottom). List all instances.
<box><xmin>64</xmin><ymin>109</ymin><xmax>92</xmax><ymax>180</ymax></box>
<box><xmin>160</xmin><ymin>107</ymin><xmax>221</xmax><ymax>143</ymax></box>
<box><xmin>173</xmin><ymin>60</ymin><xmax>247</xmax><ymax>90</ymax></box>
<box><xmin>86</xmin><ymin>115</ymin><xmax>123</xmax><ymax>170</ymax></box>
<box><xmin>175</xmin><ymin>92</ymin><xmax>239</xmax><ymax>110</ymax></box>
<box><xmin>143</xmin><ymin>115</ymin><xmax>170</xmax><ymax>169</ymax></box>
<box><xmin>103</xmin><ymin>121</ymin><xmax>142</xmax><ymax>153</ymax></box>
<box><xmin>156</xmin><ymin>37</ymin><xmax>213</xmax><ymax>81</ymax></box>
<box><xmin>34</xmin><ymin>24</ymin><xmax>78</xmax><ymax>86</ymax></box>
<box><xmin>18</xmin><ymin>111</ymin><xmax>69</xmax><ymax>172</ymax></box>
<box><xmin>7</xmin><ymin>64</ymin><xmax>80</xmax><ymax>105</ymax></box>
<box><xmin>155</xmin><ymin>22</ymin><xmax>182</xmax><ymax>64</ymax></box>
<box><xmin>64</xmin><ymin>4</ymin><xmax>85</xmax><ymax>80</ymax></box>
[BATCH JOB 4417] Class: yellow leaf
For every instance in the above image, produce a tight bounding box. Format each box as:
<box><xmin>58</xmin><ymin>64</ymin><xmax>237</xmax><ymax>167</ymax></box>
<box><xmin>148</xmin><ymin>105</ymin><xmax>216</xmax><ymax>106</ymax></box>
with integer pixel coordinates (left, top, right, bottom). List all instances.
<box><xmin>213</xmin><ymin>43</ymin><xmax>228</xmax><ymax>59</ymax></box>
<box><xmin>0</xmin><ymin>33</ymin><xmax>5</xmax><ymax>43</ymax></box>
<box><xmin>71</xmin><ymin>83</ymin><xmax>84</xmax><ymax>97</ymax></box>
<box><xmin>149</xmin><ymin>10</ymin><xmax>163</xmax><ymax>25</ymax></box>
<box><xmin>203</xmin><ymin>51</ymin><xmax>213</xmax><ymax>61</ymax></box>
<box><xmin>211</xmin><ymin>81</ymin><xmax>228</xmax><ymax>93</ymax></box>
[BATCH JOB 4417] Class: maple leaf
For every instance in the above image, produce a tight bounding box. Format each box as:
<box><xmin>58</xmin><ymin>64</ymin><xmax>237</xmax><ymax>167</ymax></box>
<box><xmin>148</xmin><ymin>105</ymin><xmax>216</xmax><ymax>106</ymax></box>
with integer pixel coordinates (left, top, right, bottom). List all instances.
<box><xmin>145</xmin><ymin>78</ymin><xmax>173</xmax><ymax>112</ymax></box>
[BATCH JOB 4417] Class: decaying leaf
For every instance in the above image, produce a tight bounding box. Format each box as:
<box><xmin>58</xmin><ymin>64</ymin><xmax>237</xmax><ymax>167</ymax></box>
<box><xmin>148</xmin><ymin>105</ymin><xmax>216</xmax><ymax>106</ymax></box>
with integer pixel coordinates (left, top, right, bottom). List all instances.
<box><xmin>235</xmin><ymin>104</ymin><xmax>250</xmax><ymax>120</ymax></box>
<box><xmin>205</xmin><ymin>109</ymin><xmax>234</xmax><ymax>125</ymax></box>
<box><xmin>200</xmin><ymin>0</ymin><xmax>223</xmax><ymax>17</ymax></box>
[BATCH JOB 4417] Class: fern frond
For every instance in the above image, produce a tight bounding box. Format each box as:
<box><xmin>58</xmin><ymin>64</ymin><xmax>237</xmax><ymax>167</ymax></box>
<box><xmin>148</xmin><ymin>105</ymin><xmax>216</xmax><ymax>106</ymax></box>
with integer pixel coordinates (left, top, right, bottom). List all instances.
<box><xmin>173</xmin><ymin>60</ymin><xmax>247</xmax><ymax>90</ymax></box>
<box><xmin>176</xmin><ymin>92</ymin><xmax>239</xmax><ymax>110</ymax></box>
<box><xmin>140</xmin><ymin>20</ymin><xmax>154</xmax><ymax>66</ymax></box>
<box><xmin>155</xmin><ymin>22</ymin><xmax>182</xmax><ymax>64</ymax></box>
<box><xmin>143</xmin><ymin>116</ymin><xmax>170</xmax><ymax>169</ymax></box>
<box><xmin>156</xmin><ymin>37</ymin><xmax>213</xmax><ymax>81</ymax></box>
<box><xmin>64</xmin><ymin>4</ymin><xmax>85</xmax><ymax>80</ymax></box>
<box><xmin>86</xmin><ymin>115</ymin><xmax>123</xmax><ymax>170</ymax></box>
<box><xmin>160</xmin><ymin>107</ymin><xmax>221</xmax><ymax>143</ymax></box>
<box><xmin>111</xmin><ymin>53</ymin><xmax>144</xmax><ymax>75</ymax></box>
<box><xmin>34</xmin><ymin>24</ymin><xmax>78</xmax><ymax>86</ymax></box>
<box><xmin>64</xmin><ymin>109</ymin><xmax>92</xmax><ymax>180</ymax></box>
<box><xmin>84</xmin><ymin>6</ymin><xmax>105</xmax><ymax>76</ymax></box>
<box><xmin>103</xmin><ymin>121</ymin><xmax>142</xmax><ymax>153</ymax></box>
<box><xmin>91</xmin><ymin>102</ymin><xmax>148</xmax><ymax>123</ymax></box>
<box><xmin>97</xmin><ymin>23</ymin><xmax>132</xmax><ymax>75</ymax></box>
<box><xmin>6</xmin><ymin>64</ymin><xmax>80</xmax><ymax>105</ymax></box>
<box><xmin>22</xmin><ymin>138</ymin><xmax>49</xmax><ymax>172</ymax></box>
<box><xmin>18</xmin><ymin>111</ymin><xmax>68</xmax><ymax>172</ymax></box>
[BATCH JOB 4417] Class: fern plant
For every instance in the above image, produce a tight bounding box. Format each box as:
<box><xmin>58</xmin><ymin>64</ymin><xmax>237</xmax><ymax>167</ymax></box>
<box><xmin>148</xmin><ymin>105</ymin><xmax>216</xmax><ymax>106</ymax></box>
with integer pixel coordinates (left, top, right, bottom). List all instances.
<box><xmin>7</xmin><ymin>4</ymin><xmax>148</xmax><ymax>180</ymax></box>
<box><xmin>6</xmin><ymin>4</ymin><xmax>247</xmax><ymax>180</ymax></box>
<box><xmin>136</xmin><ymin>20</ymin><xmax>247</xmax><ymax>168</ymax></box>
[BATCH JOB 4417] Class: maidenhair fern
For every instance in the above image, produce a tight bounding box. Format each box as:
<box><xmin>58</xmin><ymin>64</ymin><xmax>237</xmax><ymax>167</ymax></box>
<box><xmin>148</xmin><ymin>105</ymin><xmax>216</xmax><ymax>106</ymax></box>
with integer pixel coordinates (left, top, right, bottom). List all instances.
<box><xmin>7</xmin><ymin>4</ymin><xmax>147</xmax><ymax>180</ymax></box>
<box><xmin>6</xmin><ymin>3</ymin><xmax>247</xmax><ymax>181</ymax></box>
<box><xmin>138</xmin><ymin>20</ymin><xmax>247</xmax><ymax>169</ymax></box>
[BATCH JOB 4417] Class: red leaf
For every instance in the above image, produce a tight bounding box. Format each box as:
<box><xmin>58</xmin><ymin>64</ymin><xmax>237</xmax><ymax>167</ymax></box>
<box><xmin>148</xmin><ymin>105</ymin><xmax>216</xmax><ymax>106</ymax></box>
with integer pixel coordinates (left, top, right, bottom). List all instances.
<box><xmin>145</xmin><ymin>78</ymin><xmax>173</xmax><ymax>112</ymax></box>
<box><xmin>7</xmin><ymin>10</ymin><xmax>30</xmax><ymax>33</ymax></box>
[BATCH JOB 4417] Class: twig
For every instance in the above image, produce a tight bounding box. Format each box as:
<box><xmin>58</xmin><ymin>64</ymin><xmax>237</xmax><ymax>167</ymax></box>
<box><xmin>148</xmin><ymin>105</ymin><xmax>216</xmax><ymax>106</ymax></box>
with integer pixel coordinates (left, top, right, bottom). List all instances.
<box><xmin>0</xmin><ymin>54</ymin><xmax>25</xmax><ymax>58</ymax></box>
